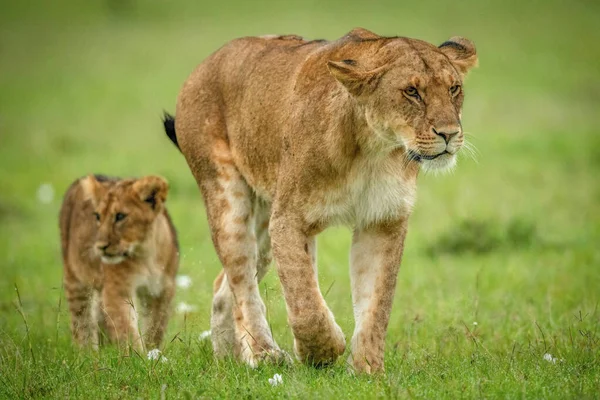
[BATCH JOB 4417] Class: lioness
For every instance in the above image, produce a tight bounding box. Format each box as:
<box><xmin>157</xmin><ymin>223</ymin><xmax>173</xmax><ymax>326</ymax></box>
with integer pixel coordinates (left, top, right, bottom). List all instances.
<box><xmin>59</xmin><ymin>175</ymin><xmax>179</xmax><ymax>351</ymax></box>
<box><xmin>164</xmin><ymin>28</ymin><xmax>477</xmax><ymax>373</ymax></box>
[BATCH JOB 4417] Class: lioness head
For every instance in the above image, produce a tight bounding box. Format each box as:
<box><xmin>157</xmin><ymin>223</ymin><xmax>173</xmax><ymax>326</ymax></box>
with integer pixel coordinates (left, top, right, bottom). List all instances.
<box><xmin>328</xmin><ymin>33</ymin><xmax>478</xmax><ymax>171</ymax></box>
<box><xmin>81</xmin><ymin>175</ymin><xmax>169</xmax><ymax>264</ymax></box>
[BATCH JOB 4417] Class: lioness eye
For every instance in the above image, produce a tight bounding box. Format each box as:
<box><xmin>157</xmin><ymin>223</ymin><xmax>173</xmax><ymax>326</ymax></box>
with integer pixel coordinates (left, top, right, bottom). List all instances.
<box><xmin>93</xmin><ymin>212</ymin><xmax>100</xmax><ymax>222</ymax></box>
<box><xmin>450</xmin><ymin>85</ymin><xmax>461</xmax><ymax>96</ymax></box>
<box><xmin>115</xmin><ymin>212</ymin><xmax>127</xmax><ymax>222</ymax></box>
<box><xmin>404</xmin><ymin>86</ymin><xmax>421</xmax><ymax>101</ymax></box>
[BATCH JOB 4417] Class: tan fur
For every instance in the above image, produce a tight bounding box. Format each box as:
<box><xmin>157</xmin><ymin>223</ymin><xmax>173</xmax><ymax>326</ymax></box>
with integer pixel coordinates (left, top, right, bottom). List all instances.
<box><xmin>59</xmin><ymin>175</ymin><xmax>179</xmax><ymax>352</ymax></box>
<box><xmin>170</xmin><ymin>28</ymin><xmax>477</xmax><ymax>372</ymax></box>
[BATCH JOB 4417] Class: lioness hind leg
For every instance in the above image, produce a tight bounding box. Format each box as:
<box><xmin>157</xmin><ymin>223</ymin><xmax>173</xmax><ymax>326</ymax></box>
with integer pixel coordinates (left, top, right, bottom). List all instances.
<box><xmin>254</xmin><ymin>199</ymin><xmax>273</xmax><ymax>282</ymax></box>
<box><xmin>199</xmin><ymin>141</ymin><xmax>284</xmax><ymax>367</ymax></box>
<box><xmin>210</xmin><ymin>199</ymin><xmax>286</xmax><ymax>363</ymax></box>
<box><xmin>211</xmin><ymin>271</ymin><xmax>235</xmax><ymax>357</ymax></box>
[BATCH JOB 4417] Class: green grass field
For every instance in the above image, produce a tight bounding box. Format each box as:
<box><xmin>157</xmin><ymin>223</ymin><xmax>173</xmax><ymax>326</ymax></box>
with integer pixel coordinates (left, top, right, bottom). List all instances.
<box><xmin>1</xmin><ymin>0</ymin><xmax>599</xmax><ymax>398</ymax></box>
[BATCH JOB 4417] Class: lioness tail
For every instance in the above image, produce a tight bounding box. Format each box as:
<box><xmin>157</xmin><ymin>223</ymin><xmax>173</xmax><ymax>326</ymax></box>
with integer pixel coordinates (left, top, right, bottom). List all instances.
<box><xmin>162</xmin><ymin>112</ymin><xmax>180</xmax><ymax>151</ymax></box>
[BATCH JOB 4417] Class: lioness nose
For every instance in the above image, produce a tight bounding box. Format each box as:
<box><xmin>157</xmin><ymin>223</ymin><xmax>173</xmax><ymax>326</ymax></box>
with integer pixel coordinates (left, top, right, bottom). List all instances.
<box><xmin>432</xmin><ymin>127</ymin><xmax>459</xmax><ymax>144</ymax></box>
<box><xmin>96</xmin><ymin>242</ymin><xmax>110</xmax><ymax>252</ymax></box>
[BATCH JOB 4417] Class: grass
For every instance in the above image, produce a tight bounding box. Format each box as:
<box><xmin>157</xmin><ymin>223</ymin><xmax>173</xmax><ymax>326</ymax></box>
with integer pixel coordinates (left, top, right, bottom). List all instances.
<box><xmin>0</xmin><ymin>0</ymin><xmax>599</xmax><ymax>398</ymax></box>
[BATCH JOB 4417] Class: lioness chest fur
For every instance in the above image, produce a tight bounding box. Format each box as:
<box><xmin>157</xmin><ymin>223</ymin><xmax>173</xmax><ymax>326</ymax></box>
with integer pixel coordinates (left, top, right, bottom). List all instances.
<box><xmin>166</xmin><ymin>27</ymin><xmax>477</xmax><ymax>372</ymax></box>
<box><xmin>59</xmin><ymin>175</ymin><xmax>179</xmax><ymax>352</ymax></box>
<box><xmin>306</xmin><ymin>151</ymin><xmax>417</xmax><ymax>228</ymax></box>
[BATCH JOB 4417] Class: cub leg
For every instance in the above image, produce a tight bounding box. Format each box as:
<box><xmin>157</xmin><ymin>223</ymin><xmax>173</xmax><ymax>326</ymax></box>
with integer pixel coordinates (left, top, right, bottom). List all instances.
<box><xmin>64</xmin><ymin>275</ymin><xmax>98</xmax><ymax>349</ymax></box>
<box><xmin>348</xmin><ymin>219</ymin><xmax>408</xmax><ymax>373</ymax></box>
<box><xmin>269</xmin><ymin>212</ymin><xmax>346</xmax><ymax>366</ymax></box>
<box><xmin>138</xmin><ymin>279</ymin><xmax>176</xmax><ymax>350</ymax></box>
<box><xmin>101</xmin><ymin>265</ymin><xmax>144</xmax><ymax>353</ymax></box>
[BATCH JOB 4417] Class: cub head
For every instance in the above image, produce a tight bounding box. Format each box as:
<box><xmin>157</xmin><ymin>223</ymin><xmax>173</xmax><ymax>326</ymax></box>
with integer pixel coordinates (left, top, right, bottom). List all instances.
<box><xmin>81</xmin><ymin>175</ymin><xmax>169</xmax><ymax>264</ymax></box>
<box><xmin>328</xmin><ymin>33</ymin><xmax>478</xmax><ymax>171</ymax></box>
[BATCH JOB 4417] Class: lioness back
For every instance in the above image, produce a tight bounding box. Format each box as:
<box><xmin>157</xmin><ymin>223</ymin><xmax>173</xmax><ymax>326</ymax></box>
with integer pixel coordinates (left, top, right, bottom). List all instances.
<box><xmin>59</xmin><ymin>174</ymin><xmax>179</xmax><ymax>351</ymax></box>
<box><xmin>175</xmin><ymin>34</ymin><xmax>335</xmax><ymax>198</ymax></box>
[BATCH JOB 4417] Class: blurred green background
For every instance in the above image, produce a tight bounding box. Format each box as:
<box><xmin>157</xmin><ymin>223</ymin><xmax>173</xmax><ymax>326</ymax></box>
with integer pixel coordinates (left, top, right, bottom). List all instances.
<box><xmin>0</xmin><ymin>0</ymin><xmax>599</xmax><ymax>398</ymax></box>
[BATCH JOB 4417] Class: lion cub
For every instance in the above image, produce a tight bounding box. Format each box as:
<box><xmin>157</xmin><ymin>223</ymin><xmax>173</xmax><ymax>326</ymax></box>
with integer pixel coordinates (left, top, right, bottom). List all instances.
<box><xmin>59</xmin><ymin>174</ymin><xmax>179</xmax><ymax>352</ymax></box>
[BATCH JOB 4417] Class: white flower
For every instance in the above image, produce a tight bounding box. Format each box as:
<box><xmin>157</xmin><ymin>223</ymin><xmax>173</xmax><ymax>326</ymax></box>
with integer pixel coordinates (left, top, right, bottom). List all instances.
<box><xmin>198</xmin><ymin>330</ymin><xmax>211</xmax><ymax>341</ymax></box>
<box><xmin>176</xmin><ymin>302</ymin><xmax>197</xmax><ymax>314</ymax></box>
<box><xmin>176</xmin><ymin>275</ymin><xmax>192</xmax><ymax>289</ymax></box>
<box><xmin>473</xmin><ymin>322</ymin><xmax>478</xmax><ymax>326</ymax></box>
<box><xmin>147</xmin><ymin>348</ymin><xmax>161</xmax><ymax>360</ymax></box>
<box><xmin>147</xmin><ymin>349</ymin><xmax>168</xmax><ymax>363</ymax></box>
<box><xmin>543</xmin><ymin>353</ymin><xmax>557</xmax><ymax>364</ymax></box>
<box><xmin>268</xmin><ymin>373</ymin><xmax>283</xmax><ymax>386</ymax></box>
<box><xmin>37</xmin><ymin>183</ymin><xmax>55</xmax><ymax>204</ymax></box>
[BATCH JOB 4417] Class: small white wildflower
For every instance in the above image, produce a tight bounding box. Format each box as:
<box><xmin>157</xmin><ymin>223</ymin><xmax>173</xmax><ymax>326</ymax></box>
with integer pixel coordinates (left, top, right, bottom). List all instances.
<box><xmin>176</xmin><ymin>302</ymin><xmax>197</xmax><ymax>314</ymax></box>
<box><xmin>147</xmin><ymin>349</ymin><xmax>168</xmax><ymax>363</ymax></box>
<box><xmin>268</xmin><ymin>373</ymin><xmax>283</xmax><ymax>386</ymax></box>
<box><xmin>198</xmin><ymin>330</ymin><xmax>211</xmax><ymax>341</ymax></box>
<box><xmin>543</xmin><ymin>353</ymin><xmax>557</xmax><ymax>364</ymax></box>
<box><xmin>175</xmin><ymin>275</ymin><xmax>192</xmax><ymax>289</ymax></box>
<box><xmin>473</xmin><ymin>322</ymin><xmax>478</xmax><ymax>326</ymax></box>
<box><xmin>147</xmin><ymin>348</ymin><xmax>161</xmax><ymax>360</ymax></box>
<box><xmin>37</xmin><ymin>183</ymin><xmax>55</xmax><ymax>204</ymax></box>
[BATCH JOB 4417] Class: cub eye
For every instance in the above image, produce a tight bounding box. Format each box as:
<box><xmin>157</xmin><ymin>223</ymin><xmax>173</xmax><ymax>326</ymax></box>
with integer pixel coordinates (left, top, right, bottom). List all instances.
<box><xmin>404</xmin><ymin>86</ymin><xmax>421</xmax><ymax>100</ymax></box>
<box><xmin>115</xmin><ymin>212</ymin><xmax>127</xmax><ymax>222</ymax></box>
<box><xmin>93</xmin><ymin>212</ymin><xmax>100</xmax><ymax>222</ymax></box>
<box><xmin>450</xmin><ymin>85</ymin><xmax>461</xmax><ymax>96</ymax></box>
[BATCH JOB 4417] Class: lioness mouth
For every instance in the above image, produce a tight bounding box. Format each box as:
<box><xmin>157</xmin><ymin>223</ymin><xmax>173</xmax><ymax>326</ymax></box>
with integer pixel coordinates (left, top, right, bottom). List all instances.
<box><xmin>103</xmin><ymin>251</ymin><xmax>128</xmax><ymax>257</ymax></box>
<box><xmin>408</xmin><ymin>150</ymin><xmax>449</xmax><ymax>162</ymax></box>
<box><xmin>101</xmin><ymin>254</ymin><xmax>127</xmax><ymax>265</ymax></box>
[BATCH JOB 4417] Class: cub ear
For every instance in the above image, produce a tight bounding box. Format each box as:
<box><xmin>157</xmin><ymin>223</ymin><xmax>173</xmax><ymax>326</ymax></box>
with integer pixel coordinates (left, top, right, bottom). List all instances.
<box><xmin>132</xmin><ymin>175</ymin><xmax>169</xmax><ymax>211</ymax></box>
<box><xmin>327</xmin><ymin>59</ymin><xmax>382</xmax><ymax>96</ymax></box>
<box><xmin>439</xmin><ymin>36</ymin><xmax>478</xmax><ymax>75</ymax></box>
<box><xmin>80</xmin><ymin>175</ymin><xmax>105</xmax><ymax>207</ymax></box>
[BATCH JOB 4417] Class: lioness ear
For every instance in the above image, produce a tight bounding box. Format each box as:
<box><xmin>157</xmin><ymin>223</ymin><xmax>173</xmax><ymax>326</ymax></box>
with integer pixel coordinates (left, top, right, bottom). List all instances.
<box><xmin>439</xmin><ymin>37</ymin><xmax>478</xmax><ymax>75</ymax></box>
<box><xmin>346</xmin><ymin>27</ymin><xmax>381</xmax><ymax>41</ymax></box>
<box><xmin>80</xmin><ymin>175</ymin><xmax>104</xmax><ymax>207</ymax></box>
<box><xmin>327</xmin><ymin>60</ymin><xmax>381</xmax><ymax>96</ymax></box>
<box><xmin>132</xmin><ymin>176</ymin><xmax>169</xmax><ymax>211</ymax></box>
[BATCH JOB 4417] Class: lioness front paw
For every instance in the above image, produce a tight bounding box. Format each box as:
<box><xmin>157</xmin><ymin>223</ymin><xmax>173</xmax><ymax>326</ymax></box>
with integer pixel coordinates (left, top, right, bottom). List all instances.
<box><xmin>294</xmin><ymin>322</ymin><xmax>346</xmax><ymax>366</ymax></box>
<box><xmin>348</xmin><ymin>352</ymin><xmax>384</xmax><ymax>374</ymax></box>
<box><xmin>347</xmin><ymin>332</ymin><xmax>385</xmax><ymax>374</ymax></box>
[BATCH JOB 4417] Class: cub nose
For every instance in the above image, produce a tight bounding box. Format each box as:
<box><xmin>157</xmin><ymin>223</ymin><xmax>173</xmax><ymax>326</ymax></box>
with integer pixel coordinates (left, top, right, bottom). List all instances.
<box><xmin>432</xmin><ymin>127</ymin><xmax>459</xmax><ymax>144</ymax></box>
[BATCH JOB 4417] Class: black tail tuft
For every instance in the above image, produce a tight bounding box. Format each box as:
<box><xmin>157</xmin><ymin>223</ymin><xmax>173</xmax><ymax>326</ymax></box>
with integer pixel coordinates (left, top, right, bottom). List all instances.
<box><xmin>162</xmin><ymin>111</ymin><xmax>180</xmax><ymax>151</ymax></box>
